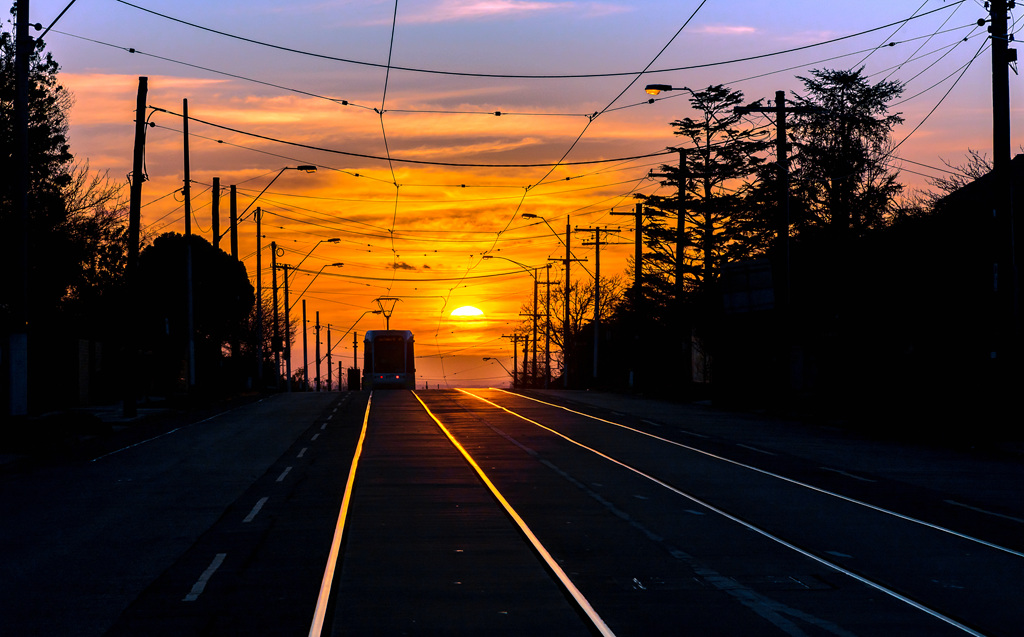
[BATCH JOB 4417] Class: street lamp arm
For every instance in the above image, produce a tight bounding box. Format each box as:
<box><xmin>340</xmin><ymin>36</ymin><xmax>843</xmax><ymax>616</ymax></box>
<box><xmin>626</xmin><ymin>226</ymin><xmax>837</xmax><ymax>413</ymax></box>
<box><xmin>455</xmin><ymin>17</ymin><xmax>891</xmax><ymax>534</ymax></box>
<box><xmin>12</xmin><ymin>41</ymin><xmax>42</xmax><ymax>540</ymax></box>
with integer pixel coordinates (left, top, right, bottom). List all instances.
<box><xmin>238</xmin><ymin>165</ymin><xmax>318</xmax><ymax>223</ymax></box>
<box><xmin>290</xmin><ymin>263</ymin><xmax>343</xmax><ymax>310</ymax></box>
<box><xmin>483</xmin><ymin>357</ymin><xmax>512</xmax><ymax>376</ymax></box>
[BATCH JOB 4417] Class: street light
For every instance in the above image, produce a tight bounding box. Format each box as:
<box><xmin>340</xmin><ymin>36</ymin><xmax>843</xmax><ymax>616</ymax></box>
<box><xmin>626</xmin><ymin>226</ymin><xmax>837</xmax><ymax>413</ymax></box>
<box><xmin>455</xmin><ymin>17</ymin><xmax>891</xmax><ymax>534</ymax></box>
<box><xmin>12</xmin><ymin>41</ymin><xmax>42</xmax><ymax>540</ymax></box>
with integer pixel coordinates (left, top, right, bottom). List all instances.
<box><xmin>294</xmin><ymin>263</ymin><xmax>344</xmax><ymax>307</ymax></box>
<box><xmin>483</xmin><ymin>255</ymin><xmax>543</xmax><ymax>387</ymax></box>
<box><xmin>293</xmin><ymin>237</ymin><xmax>340</xmax><ymax>273</ymax></box>
<box><xmin>239</xmin><ymin>165</ymin><xmax>317</xmax><ymax>221</ymax></box>
<box><xmin>522</xmin><ymin>213</ymin><xmax>579</xmax><ymax>388</ymax></box>
<box><xmin>247</xmin><ymin>165</ymin><xmax>317</xmax><ymax>386</ymax></box>
<box><xmin>483</xmin><ymin>357</ymin><xmax>513</xmax><ymax>387</ymax></box>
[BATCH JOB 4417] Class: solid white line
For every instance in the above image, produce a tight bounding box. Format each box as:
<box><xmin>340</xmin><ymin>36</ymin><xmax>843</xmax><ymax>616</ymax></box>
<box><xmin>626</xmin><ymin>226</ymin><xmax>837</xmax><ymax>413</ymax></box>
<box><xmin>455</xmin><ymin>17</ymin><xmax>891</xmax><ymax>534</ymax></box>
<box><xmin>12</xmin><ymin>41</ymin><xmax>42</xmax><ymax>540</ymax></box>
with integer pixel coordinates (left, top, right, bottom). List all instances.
<box><xmin>182</xmin><ymin>553</ymin><xmax>227</xmax><ymax>602</ymax></box>
<box><xmin>414</xmin><ymin>391</ymin><xmax>617</xmax><ymax>637</ymax></box>
<box><xmin>468</xmin><ymin>389</ymin><xmax>986</xmax><ymax>636</ymax></box>
<box><xmin>277</xmin><ymin>467</ymin><xmax>293</xmax><ymax>482</ymax></box>
<box><xmin>244</xmin><ymin>497</ymin><xmax>269</xmax><ymax>523</ymax></box>
<box><xmin>308</xmin><ymin>394</ymin><xmax>373</xmax><ymax>637</ymax></box>
<box><xmin>496</xmin><ymin>389</ymin><xmax>1024</xmax><ymax>560</ymax></box>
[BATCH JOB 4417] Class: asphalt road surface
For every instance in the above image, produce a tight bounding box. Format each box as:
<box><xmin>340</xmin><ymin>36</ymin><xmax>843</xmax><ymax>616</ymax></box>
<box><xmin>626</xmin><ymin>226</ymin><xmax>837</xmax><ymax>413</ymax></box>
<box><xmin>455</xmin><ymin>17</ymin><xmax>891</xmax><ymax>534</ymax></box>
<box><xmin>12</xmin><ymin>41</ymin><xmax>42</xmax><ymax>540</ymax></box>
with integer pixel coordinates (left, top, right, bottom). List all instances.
<box><xmin>1</xmin><ymin>389</ymin><xmax>1021</xmax><ymax>636</ymax></box>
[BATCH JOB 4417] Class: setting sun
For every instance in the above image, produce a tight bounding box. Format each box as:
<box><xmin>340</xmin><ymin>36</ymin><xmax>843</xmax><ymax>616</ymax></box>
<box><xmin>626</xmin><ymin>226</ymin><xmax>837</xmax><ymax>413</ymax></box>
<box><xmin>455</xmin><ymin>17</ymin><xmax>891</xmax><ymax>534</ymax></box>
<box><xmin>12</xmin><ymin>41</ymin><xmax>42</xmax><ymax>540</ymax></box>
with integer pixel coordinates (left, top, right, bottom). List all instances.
<box><xmin>451</xmin><ymin>306</ymin><xmax>484</xmax><ymax>317</ymax></box>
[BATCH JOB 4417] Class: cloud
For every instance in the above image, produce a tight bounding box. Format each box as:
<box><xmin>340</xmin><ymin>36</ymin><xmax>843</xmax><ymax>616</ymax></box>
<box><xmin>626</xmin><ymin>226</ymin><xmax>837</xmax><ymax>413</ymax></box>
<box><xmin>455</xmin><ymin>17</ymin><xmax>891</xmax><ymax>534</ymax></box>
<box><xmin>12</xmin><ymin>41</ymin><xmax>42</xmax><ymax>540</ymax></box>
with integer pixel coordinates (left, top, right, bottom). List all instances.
<box><xmin>400</xmin><ymin>1</ymin><xmax>574</xmax><ymax>23</ymax></box>
<box><xmin>393</xmin><ymin>261</ymin><xmax>419</xmax><ymax>270</ymax></box>
<box><xmin>693</xmin><ymin>25</ymin><xmax>757</xmax><ymax>36</ymax></box>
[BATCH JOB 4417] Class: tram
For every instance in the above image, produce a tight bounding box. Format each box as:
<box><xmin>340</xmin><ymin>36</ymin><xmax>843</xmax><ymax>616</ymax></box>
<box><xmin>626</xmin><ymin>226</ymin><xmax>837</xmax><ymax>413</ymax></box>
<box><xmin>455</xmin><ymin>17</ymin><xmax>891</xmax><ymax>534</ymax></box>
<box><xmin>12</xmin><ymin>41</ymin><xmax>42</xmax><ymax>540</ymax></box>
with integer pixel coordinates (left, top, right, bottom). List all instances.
<box><xmin>363</xmin><ymin>330</ymin><xmax>416</xmax><ymax>390</ymax></box>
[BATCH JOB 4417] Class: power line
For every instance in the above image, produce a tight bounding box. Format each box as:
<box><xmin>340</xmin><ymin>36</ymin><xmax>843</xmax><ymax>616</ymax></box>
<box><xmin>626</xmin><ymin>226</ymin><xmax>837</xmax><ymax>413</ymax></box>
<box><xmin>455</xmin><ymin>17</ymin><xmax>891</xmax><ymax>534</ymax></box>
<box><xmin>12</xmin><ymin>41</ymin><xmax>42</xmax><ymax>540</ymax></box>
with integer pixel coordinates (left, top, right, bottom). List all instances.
<box><xmin>114</xmin><ymin>0</ymin><xmax>965</xmax><ymax>79</ymax></box>
<box><xmin>149</xmin><ymin>105</ymin><xmax>675</xmax><ymax>168</ymax></box>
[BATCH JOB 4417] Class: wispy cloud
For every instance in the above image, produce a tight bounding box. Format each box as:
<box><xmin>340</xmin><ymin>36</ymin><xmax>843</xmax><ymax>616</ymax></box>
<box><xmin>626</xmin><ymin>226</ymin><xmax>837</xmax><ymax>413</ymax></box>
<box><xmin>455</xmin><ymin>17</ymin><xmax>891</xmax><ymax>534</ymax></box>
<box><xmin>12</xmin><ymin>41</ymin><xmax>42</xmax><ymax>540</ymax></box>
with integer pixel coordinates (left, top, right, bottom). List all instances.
<box><xmin>693</xmin><ymin>24</ymin><xmax>757</xmax><ymax>36</ymax></box>
<box><xmin>399</xmin><ymin>1</ymin><xmax>627</xmax><ymax>24</ymax></box>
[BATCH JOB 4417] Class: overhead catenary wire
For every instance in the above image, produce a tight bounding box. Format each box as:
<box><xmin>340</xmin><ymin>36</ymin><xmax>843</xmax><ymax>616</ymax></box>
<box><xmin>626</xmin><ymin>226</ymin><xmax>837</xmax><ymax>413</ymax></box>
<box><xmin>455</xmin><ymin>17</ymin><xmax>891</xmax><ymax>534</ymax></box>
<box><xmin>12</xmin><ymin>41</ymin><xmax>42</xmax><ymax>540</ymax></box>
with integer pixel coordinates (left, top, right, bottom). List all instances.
<box><xmin>112</xmin><ymin>0</ymin><xmax>965</xmax><ymax>79</ymax></box>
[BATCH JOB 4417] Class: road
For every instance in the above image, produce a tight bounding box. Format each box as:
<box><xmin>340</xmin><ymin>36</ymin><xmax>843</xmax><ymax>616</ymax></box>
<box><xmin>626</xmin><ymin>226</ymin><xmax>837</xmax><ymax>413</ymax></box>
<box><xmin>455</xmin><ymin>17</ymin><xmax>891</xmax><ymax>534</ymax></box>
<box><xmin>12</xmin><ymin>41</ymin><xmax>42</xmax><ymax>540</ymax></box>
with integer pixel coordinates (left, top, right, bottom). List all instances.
<box><xmin>1</xmin><ymin>389</ymin><xmax>1021</xmax><ymax>636</ymax></box>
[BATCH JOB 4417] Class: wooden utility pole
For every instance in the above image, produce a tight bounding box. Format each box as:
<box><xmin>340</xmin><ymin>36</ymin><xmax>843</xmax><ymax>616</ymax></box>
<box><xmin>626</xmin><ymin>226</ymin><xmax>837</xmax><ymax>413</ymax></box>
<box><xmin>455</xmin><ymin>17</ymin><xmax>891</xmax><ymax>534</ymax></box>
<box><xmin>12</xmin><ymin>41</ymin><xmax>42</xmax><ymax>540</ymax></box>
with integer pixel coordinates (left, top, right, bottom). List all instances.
<box><xmin>9</xmin><ymin>0</ymin><xmax>31</xmax><ymax>417</ymax></box>
<box><xmin>327</xmin><ymin>324</ymin><xmax>333</xmax><ymax>391</ymax></box>
<box><xmin>256</xmin><ymin>207</ymin><xmax>263</xmax><ymax>385</ymax></box>
<box><xmin>279</xmin><ymin>264</ymin><xmax>292</xmax><ymax>391</ymax></box>
<box><xmin>183</xmin><ymin>99</ymin><xmax>196</xmax><ymax>390</ymax></box>
<box><xmin>611</xmin><ymin>202</ymin><xmax>645</xmax><ymax>301</ymax></box>
<box><xmin>578</xmin><ymin>227</ymin><xmax>628</xmax><ymax>382</ymax></box>
<box><xmin>989</xmin><ymin>0</ymin><xmax>1019</xmax><ymax>368</ymax></box>
<box><xmin>549</xmin><ymin>216</ymin><xmax>586</xmax><ymax>388</ymax></box>
<box><xmin>271</xmin><ymin>241</ymin><xmax>280</xmax><ymax>388</ymax></box>
<box><xmin>229</xmin><ymin>185</ymin><xmax>239</xmax><ymax>260</ymax></box>
<box><xmin>302</xmin><ymin>300</ymin><xmax>309</xmax><ymax>390</ymax></box>
<box><xmin>736</xmin><ymin>91</ymin><xmax>818</xmax><ymax>314</ymax></box>
<box><xmin>211</xmin><ymin>177</ymin><xmax>220</xmax><ymax>250</ymax></box>
<box><xmin>123</xmin><ymin>76</ymin><xmax>148</xmax><ymax>417</ymax></box>
<box><xmin>353</xmin><ymin>330</ymin><xmax>359</xmax><ymax>390</ymax></box>
<box><xmin>314</xmin><ymin>311</ymin><xmax>321</xmax><ymax>391</ymax></box>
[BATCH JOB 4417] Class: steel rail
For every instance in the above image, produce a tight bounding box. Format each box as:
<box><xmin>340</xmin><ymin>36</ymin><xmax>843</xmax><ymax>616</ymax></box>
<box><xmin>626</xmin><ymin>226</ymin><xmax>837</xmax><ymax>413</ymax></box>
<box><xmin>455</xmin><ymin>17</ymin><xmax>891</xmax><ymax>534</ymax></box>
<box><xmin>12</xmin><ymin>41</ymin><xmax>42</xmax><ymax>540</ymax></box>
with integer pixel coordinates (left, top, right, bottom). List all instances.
<box><xmin>461</xmin><ymin>388</ymin><xmax>987</xmax><ymax>637</ymax></box>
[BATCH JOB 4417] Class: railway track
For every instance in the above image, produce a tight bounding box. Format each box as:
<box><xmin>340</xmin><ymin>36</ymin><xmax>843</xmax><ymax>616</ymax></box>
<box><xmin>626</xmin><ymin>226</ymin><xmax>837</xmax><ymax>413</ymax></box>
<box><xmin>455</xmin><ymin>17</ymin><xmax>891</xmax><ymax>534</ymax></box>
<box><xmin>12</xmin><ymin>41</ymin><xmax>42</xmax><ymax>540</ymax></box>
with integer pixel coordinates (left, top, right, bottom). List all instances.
<box><xmin>313</xmin><ymin>389</ymin><xmax>1024</xmax><ymax>636</ymax></box>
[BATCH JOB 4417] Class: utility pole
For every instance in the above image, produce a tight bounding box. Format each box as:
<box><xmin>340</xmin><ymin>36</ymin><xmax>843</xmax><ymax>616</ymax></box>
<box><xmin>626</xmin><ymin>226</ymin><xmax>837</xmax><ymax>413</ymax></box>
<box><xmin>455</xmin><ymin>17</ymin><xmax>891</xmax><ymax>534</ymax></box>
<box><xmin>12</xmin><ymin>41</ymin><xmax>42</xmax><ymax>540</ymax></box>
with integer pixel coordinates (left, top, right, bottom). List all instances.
<box><xmin>302</xmin><ymin>300</ymin><xmax>308</xmax><ymax>390</ymax></box>
<box><xmin>123</xmin><ymin>76</ymin><xmax>148</xmax><ymax>418</ymax></box>
<box><xmin>183</xmin><ymin>98</ymin><xmax>196</xmax><ymax>391</ymax></box>
<box><xmin>989</xmin><ymin>0</ymin><xmax>1019</xmax><ymax>372</ymax></box>
<box><xmin>736</xmin><ymin>91</ymin><xmax>820</xmax><ymax>315</ymax></box>
<box><xmin>611</xmin><ymin>201</ymin><xmax>646</xmax><ymax>389</ymax></box>
<box><xmin>610</xmin><ymin>202</ymin><xmax>644</xmax><ymax>303</ymax></box>
<box><xmin>271</xmin><ymin>241</ymin><xmax>281</xmax><ymax>389</ymax></box>
<box><xmin>544</xmin><ymin>264</ymin><xmax>552</xmax><ymax>387</ymax></box>
<box><xmin>578</xmin><ymin>226</ymin><xmax>628</xmax><ymax>382</ymax></box>
<box><xmin>327</xmin><ymin>324</ymin><xmax>333</xmax><ymax>391</ymax></box>
<box><xmin>353</xmin><ymin>330</ymin><xmax>359</xmax><ymax>390</ymax></box>
<box><xmin>211</xmin><ymin>177</ymin><xmax>220</xmax><ymax>251</ymax></box>
<box><xmin>532</xmin><ymin>271</ymin><xmax>538</xmax><ymax>385</ymax></box>
<box><xmin>737</xmin><ymin>91</ymin><xmax>822</xmax><ymax>397</ymax></box>
<box><xmin>314</xmin><ymin>311</ymin><xmax>321</xmax><ymax>391</ymax></box>
<box><xmin>255</xmin><ymin>207</ymin><xmax>263</xmax><ymax>386</ymax></box>
<box><xmin>548</xmin><ymin>216</ymin><xmax>586</xmax><ymax>388</ymax></box>
<box><xmin>229</xmin><ymin>185</ymin><xmax>239</xmax><ymax>261</ymax></box>
<box><xmin>278</xmin><ymin>264</ymin><xmax>292</xmax><ymax>391</ymax></box>
<box><xmin>652</xmin><ymin>151</ymin><xmax>692</xmax><ymax>387</ymax></box>
<box><xmin>10</xmin><ymin>0</ymin><xmax>31</xmax><ymax>417</ymax></box>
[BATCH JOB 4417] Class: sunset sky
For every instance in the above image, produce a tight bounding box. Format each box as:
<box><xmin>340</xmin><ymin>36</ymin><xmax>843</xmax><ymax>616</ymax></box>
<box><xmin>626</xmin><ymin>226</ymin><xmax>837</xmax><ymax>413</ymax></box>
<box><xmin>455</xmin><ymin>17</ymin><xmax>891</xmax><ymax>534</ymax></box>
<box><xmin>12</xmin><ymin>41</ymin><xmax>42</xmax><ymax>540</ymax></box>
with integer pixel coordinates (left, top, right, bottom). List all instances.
<box><xmin>26</xmin><ymin>0</ymin><xmax>1022</xmax><ymax>387</ymax></box>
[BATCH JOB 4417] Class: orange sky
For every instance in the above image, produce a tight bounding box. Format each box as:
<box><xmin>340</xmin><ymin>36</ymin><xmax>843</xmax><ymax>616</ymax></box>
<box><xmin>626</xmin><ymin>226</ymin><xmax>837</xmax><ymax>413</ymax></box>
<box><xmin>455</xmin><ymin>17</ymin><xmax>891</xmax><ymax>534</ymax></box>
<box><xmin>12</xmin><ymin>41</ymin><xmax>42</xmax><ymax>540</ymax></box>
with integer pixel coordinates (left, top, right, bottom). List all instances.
<box><xmin>35</xmin><ymin>0</ymin><xmax>1022</xmax><ymax>386</ymax></box>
